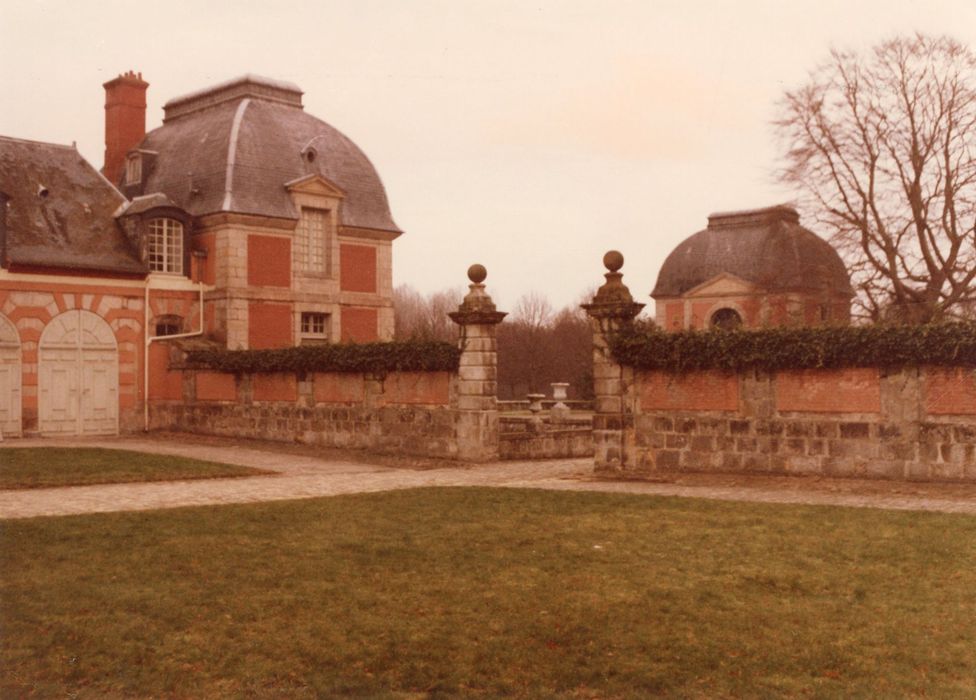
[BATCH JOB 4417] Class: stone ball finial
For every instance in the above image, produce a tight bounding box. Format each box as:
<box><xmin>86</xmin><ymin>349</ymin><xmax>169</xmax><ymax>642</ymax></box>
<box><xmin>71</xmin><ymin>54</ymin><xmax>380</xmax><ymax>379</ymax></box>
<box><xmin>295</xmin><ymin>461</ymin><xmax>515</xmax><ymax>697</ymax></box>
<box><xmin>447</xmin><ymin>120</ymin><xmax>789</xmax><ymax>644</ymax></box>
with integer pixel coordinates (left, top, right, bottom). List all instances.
<box><xmin>603</xmin><ymin>250</ymin><xmax>624</xmax><ymax>272</ymax></box>
<box><xmin>467</xmin><ymin>264</ymin><xmax>487</xmax><ymax>284</ymax></box>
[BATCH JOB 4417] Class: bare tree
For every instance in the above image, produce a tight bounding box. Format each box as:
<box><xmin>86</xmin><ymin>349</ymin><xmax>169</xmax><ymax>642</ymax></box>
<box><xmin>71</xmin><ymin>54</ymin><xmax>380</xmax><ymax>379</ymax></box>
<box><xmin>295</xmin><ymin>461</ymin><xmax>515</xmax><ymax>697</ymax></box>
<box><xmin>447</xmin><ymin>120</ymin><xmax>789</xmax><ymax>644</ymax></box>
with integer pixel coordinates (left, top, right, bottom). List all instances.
<box><xmin>511</xmin><ymin>291</ymin><xmax>554</xmax><ymax>329</ymax></box>
<box><xmin>776</xmin><ymin>34</ymin><xmax>976</xmax><ymax>322</ymax></box>
<box><xmin>393</xmin><ymin>284</ymin><xmax>463</xmax><ymax>341</ymax></box>
<box><xmin>497</xmin><ymin>291</ymin><xmax>593</xmax><ymax>400</ymax></box>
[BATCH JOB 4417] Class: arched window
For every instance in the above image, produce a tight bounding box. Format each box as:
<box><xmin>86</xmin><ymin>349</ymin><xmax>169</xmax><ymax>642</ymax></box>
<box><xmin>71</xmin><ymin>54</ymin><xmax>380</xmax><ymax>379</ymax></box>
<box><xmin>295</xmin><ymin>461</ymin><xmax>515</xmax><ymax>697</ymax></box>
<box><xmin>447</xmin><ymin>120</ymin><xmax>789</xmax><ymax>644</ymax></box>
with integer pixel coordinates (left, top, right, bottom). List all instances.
<box><xmin>147</xmin><ymin>218</ymin><xmax>184</xmax><ymax>274</ymax></box>
<box><xmin>710</xmin><ymin>307</ymin><xmax>743</xmax><ymax>330</ymax></box>
<box><xmin>154</xmin><ymin>314</ymin><xmax>184</xmax><ymax>337</ymax></box>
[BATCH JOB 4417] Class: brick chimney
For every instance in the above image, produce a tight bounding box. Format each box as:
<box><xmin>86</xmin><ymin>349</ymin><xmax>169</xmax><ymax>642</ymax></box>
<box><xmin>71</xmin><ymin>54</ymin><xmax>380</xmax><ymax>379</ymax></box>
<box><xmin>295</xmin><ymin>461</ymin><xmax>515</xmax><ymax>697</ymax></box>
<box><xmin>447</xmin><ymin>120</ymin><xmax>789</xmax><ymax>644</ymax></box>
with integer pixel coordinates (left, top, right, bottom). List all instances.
<box><xmin>102</xmin><ymin>71</ymin><xmax>149</xmax><ymax>185</ymax></box>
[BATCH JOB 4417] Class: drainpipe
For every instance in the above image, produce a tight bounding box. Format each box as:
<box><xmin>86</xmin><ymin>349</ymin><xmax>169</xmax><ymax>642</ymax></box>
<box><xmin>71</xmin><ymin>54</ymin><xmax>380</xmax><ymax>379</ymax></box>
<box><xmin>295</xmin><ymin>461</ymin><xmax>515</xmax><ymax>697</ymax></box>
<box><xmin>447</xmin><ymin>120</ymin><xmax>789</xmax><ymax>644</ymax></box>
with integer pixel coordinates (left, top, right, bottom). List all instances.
<box><xmin>143</xmin><ymin>252</ymin><xmax>206</xmax><ymax>431</ymax></box>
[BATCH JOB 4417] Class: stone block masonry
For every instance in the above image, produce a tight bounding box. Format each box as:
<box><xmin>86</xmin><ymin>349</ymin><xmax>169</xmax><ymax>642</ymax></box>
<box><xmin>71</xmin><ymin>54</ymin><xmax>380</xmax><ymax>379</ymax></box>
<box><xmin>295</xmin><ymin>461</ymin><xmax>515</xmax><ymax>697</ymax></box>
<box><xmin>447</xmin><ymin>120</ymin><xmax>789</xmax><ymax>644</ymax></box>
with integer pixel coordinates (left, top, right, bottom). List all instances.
<box><xmin>583</xmin><ymin>250</ymin><xmax>976</xmax><ymax>484</ymax></box>
<box><xmin>623</xmin><ymin>367</ymin><xmax>976</xmax><ymax>482</ymax></box>
<box><xmin>151</xmin><ymin>370</ymin><xmax>464</xmax><ymax>459</ymax></box>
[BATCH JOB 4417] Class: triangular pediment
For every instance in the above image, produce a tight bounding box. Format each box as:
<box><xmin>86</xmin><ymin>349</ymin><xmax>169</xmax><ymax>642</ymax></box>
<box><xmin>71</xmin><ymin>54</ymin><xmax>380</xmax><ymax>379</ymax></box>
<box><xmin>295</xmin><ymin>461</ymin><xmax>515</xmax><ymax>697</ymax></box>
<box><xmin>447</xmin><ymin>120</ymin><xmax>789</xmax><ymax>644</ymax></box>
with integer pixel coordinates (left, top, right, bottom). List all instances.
<box><xmin>684</xmin><ymin>273</ymin><xmax>758</xmax><ymax>298</ymax></box>
<box><xmin>284</xmin><ymin>174</ymin><xmax>345</xmax><ymax>198</ymax></box>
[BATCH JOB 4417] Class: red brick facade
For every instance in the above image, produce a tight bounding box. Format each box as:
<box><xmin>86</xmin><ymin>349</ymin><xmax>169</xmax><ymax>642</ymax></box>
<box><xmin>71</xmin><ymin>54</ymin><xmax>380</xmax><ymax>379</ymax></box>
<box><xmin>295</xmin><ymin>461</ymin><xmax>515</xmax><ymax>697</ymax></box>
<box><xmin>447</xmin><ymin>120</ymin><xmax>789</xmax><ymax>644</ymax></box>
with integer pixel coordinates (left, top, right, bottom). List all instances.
<box><xmin>340</xmin><ymin>307</ymin><xmax>378</xmax><ymax>342</ymax></box>
<box><xmin>340</xmin><ymin>244</ymin><xmax>377</xmax><ymax>293</ymax></box>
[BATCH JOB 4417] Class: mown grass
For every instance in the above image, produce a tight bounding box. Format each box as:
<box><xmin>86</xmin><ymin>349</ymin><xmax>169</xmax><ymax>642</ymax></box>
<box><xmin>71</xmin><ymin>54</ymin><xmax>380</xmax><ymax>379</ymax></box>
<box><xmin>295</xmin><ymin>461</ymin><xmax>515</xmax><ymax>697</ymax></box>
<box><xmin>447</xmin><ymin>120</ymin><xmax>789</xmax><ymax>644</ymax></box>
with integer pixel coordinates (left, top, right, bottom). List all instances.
<box><xmin>0</xmin><ymin>448</ymin><xmax>270</xmax><ymax>489</ymax></box>
<box><xmin>2</xmin><ymin>488</ymin><xmax>975</xmax><ymax>698</ymax></box>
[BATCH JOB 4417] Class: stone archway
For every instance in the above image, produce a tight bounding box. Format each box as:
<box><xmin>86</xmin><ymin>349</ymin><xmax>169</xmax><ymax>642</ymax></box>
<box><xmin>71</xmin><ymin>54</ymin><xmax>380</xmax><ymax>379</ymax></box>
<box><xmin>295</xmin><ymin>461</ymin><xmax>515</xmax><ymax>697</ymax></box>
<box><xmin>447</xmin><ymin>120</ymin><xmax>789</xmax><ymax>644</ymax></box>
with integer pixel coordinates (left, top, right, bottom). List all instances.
<box><xmin>0</xmin><ymin>313</ymin><xmax>22</xmax><ymax>437</ymax></box>
<box><xmin>38</xmin><ymin>309</ymin><xmax>118</xmax><ymax>435</ymax></box>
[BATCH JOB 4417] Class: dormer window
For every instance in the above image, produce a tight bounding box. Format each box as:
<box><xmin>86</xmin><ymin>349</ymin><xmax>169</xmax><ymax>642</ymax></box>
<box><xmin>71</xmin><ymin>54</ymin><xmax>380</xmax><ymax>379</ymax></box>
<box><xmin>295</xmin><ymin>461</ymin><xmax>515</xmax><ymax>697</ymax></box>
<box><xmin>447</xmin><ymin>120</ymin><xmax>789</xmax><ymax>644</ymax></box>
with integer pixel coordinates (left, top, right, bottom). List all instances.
<box><xmin>125</xmin><ymin>153</ymin><xmax>142</xmax><ymax>185</ymax></box>
<box><xmin>147</xmin><ymin>218</ymin><xmax>183</xmax><ymax>274</ymax></box>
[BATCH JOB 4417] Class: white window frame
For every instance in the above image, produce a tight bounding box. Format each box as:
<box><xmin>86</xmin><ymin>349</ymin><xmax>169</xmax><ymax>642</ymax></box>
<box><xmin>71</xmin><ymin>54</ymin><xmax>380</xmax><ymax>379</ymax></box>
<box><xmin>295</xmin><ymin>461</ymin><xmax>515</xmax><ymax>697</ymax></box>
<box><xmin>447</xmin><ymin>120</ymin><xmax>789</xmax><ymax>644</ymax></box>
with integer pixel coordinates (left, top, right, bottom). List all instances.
<box><xmin>147</xmin><ymin>218</ymin><xmax>184</xmax><ymax>274</ymax></box>
<box><xmin>294</xmin><ymin>207</ymin><xmax>329</xmax><ymax>276</ymax></box>
<box><xmin>300</xmin><ymin>312</ymin><xmax>330</xmax><ymax>341</ymax></box>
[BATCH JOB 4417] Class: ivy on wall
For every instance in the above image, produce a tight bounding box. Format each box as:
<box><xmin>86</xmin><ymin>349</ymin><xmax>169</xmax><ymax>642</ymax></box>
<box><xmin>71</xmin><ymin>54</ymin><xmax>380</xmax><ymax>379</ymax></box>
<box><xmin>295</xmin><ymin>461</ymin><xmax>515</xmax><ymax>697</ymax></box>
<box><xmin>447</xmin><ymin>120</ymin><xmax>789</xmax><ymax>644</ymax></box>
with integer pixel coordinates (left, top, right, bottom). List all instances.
<box><xmin>184</xmin><ymin>340</ymin><xmax>461</xmax><ymax>375</ymax></box>
<box><xmin>609</xmin><ymin>323</ymin><xmax>976</xmax><ymax>372</ymax></box>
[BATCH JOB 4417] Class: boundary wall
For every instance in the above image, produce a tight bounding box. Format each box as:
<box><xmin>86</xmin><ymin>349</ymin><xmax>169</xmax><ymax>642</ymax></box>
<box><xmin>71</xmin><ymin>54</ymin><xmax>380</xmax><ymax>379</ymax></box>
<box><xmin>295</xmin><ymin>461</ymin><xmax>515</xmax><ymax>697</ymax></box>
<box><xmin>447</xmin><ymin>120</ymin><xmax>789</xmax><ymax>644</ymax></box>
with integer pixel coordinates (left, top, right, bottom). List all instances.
<box><xmin>583</xmin><ymin>254</ymin><xmax>976</xmax><ymax>482</ymax></box>
<box><xmin>625</xmin><ymin>366</ymin><xmax>976</xmax><ymax>481</ymax></box>
<box><xmin>150</xmin><ymin>366</ymin><xmax>468</xmax><ymax>458</ymax></box>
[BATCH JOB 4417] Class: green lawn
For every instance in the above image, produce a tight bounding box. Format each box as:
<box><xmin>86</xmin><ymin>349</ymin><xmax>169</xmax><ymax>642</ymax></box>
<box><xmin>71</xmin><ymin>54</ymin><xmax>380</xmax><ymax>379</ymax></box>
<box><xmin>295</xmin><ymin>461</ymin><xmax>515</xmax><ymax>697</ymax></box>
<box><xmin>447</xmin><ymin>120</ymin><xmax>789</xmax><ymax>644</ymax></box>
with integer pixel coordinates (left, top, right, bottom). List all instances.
<box><xmin>2</xmin><ymin>488</ymin><xmax>975</xmax><ymax>698</ymax></box>
<box><xmin>0</xmin><ymin>448</ymin><xmax>270</xmax><ymax>489</ymax></box>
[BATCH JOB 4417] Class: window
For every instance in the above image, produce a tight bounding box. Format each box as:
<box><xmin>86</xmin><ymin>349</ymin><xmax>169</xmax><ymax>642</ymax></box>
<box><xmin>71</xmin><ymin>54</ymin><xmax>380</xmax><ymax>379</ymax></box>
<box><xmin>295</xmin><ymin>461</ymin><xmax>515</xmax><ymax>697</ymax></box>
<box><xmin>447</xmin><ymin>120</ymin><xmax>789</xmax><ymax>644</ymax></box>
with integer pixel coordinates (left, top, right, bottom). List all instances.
<box><xmin>155</xmin><ymin>315</ymin><xmax>183</xmax><ymax>337</ymax></box>
<box><xmin>125</xmin><ymin>154</ymin><xmax>142</xmax><ymax>184</ymax></box>
<box><xmin>147</xmin><ymin>218</ymin><xmax>183</xmax><ymax>274</ymax></box>
<box><xmin>294</xmin><ymin>207</ymin><xmax>328</xmax><ymax>275</ymax></box>
<box><xmin>300</xmin><ymin>312</ymin><xmax>330</xmax><ymax>344</ymax></box>
<box><xmin>710</xmin><ymin>307</ymin><xmax>743</xmax><ymax>330</ymax></box>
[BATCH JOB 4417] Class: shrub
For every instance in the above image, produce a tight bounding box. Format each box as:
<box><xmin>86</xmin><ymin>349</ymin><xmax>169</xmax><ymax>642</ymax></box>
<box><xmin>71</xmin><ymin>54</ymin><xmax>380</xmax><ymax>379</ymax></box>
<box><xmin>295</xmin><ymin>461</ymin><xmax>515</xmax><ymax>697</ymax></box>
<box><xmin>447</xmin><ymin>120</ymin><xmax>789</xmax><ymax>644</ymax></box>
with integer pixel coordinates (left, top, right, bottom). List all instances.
<box><xmin>184</xmin><ymin>340</ymin><xmax>460</xmax><ymax>375</ymax></box>
<box><xmin>609</xmin><ymin>323</ymin><xmax>976</xmax><ymax>372</ymax></box>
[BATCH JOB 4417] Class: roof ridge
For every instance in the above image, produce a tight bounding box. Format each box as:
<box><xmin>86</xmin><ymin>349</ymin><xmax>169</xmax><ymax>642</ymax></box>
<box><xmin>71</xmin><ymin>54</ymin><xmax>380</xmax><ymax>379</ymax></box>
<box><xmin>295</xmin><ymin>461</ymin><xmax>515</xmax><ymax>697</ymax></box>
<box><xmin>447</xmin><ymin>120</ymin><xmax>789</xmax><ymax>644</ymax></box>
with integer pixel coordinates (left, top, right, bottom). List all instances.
<box><xmin>0</xmin><ymin>134</ymin><xmax>76</xmax><ymax>150</ymax></box>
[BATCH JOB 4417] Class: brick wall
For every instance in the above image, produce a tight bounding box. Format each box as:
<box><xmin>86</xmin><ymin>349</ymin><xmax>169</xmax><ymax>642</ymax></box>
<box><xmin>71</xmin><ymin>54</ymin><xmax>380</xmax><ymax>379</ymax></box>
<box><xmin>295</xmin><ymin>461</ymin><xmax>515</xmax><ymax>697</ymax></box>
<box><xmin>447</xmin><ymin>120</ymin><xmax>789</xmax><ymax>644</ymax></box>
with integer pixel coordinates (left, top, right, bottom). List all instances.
<box><xmin>150</xmin><ymin>368</ymin><xmax>463</xmax><ymax>459</ymax></box>
<box><xmin>619</xmin><ymin>366</ymin><xmax>976</xmax><ymax>482</ymax></box>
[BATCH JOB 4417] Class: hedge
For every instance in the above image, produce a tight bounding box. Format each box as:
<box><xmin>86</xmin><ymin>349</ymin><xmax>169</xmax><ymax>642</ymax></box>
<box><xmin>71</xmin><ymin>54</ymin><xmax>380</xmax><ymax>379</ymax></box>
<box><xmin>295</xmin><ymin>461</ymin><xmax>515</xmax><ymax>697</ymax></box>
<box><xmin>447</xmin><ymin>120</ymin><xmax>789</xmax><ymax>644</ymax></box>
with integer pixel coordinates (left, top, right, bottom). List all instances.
<box><xmin>609</xmin><ymin>323</ymin><xmax>976</xmax><ymax>372</ymax></box>
<box><xmin>184</xmin><ymin>340</ymin><xmax>461</xmax><ymax>375</ymax></box>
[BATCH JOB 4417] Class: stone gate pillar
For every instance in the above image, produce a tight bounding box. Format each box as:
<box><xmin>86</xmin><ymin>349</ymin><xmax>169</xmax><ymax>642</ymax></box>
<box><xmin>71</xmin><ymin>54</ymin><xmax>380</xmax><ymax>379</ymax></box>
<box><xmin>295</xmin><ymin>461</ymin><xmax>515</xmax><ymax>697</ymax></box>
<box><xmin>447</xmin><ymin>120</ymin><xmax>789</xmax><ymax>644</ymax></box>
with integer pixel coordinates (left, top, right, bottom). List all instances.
<box><xmin>582</xmin><ymin>251</ymin><xmax>644</xmax><ymax>474</ymax></box>
<box><xmin>449</xmin><ymin>264</ymin><xmax>507</xmax><ymax>461</ymax></box>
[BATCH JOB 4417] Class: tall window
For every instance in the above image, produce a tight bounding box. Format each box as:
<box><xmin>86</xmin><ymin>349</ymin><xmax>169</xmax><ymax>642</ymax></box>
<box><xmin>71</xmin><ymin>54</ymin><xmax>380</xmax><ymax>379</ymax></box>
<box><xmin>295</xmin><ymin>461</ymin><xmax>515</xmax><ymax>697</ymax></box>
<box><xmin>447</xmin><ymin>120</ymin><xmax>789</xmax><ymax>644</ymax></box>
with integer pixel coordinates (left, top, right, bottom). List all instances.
<box><xmin>294</xmin><ymin>207</ymin><xmax>328</xmax><ymax>275</ymax></box>
<box><xmin>147</xmin><ymin>218</ymin><xmax>184</xmax><ymax>274</ymax></box>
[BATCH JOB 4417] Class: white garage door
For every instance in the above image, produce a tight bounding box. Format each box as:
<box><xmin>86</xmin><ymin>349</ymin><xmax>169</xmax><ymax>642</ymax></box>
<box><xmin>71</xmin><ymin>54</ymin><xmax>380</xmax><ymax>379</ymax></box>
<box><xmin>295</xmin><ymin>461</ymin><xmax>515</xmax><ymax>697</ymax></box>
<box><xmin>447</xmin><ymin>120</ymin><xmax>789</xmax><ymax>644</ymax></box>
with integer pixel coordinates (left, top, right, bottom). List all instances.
<box><xmin>0</xmin><ymin>313</ymin><xmax>22</xmax><ymax>437</ymax></box>
<box><xmin>39</xmin><ymin>310</ymin><xmax>118</xmax><ymax>436</ymax></box>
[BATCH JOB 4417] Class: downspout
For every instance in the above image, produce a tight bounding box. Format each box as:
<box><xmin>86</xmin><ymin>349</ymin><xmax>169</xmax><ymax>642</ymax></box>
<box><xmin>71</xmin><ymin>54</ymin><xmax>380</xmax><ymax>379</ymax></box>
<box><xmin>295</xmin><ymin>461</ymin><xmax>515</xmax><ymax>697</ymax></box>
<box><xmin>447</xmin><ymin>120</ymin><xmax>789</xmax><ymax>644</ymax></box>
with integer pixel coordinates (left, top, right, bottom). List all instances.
<box><xmin>143</xmin><ymin>255</ymin><xmax>206</xmax><ymax>431</ymax></box>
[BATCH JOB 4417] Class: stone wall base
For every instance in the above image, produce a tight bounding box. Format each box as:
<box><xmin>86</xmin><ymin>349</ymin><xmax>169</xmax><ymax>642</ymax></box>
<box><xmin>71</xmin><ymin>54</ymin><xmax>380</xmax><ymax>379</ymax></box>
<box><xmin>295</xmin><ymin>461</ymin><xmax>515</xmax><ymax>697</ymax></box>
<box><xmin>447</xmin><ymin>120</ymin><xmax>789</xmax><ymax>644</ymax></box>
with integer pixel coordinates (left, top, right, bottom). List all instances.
<box><xmin>150</xmin><ymin>402</ymin><xmax>461</xmax><ymax>459</ymax></box>
<box><xmin>499</xmin><ymin>416</ymin><xmax>593</xmax><ymax>460</ymax></box>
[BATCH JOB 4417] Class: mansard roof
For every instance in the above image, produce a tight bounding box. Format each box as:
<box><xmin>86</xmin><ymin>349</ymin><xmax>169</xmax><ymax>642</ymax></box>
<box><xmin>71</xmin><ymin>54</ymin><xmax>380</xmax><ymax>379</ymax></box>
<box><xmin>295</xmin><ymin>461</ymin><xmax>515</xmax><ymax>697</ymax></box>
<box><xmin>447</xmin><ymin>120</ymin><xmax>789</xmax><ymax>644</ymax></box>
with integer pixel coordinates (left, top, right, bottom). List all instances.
<box><xmin>132</xmin><ymin>75</ymin><xmax>401</xmax><ymax>233</ymax></box>
<box><xmin>0</xmin><ymin>136</ymin><xmax>144</xmax><ymax>275</ymax></box>
<box><xmin>652</xmin><ymin>205</ymin><xmax>853</xmax><ymax>298</ymax></box>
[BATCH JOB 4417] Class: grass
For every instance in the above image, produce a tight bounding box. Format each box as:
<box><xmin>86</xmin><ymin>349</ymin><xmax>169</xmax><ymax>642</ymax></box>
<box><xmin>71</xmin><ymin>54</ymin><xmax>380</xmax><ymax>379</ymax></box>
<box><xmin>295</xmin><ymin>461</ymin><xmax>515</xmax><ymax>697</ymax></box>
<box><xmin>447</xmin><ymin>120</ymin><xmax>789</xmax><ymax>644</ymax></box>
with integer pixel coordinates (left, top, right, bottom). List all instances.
<box><xmin>2</xmin><ymin>488</ymin><xmax>976</xmax><ymax>698</ymax></box>
<box><xmin>0</xmin><ymin>448</ymin><xmax>270</xmax><ymax>489</ymax></box>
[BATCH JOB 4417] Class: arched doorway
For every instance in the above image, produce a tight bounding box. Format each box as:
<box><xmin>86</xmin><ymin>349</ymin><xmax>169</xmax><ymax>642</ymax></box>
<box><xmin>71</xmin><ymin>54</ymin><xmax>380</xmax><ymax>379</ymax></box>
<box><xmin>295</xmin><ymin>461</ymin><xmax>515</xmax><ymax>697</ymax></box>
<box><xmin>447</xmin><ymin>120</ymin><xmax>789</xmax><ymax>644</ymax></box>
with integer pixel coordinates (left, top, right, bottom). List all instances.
<box><xmin>0</xmin><ymin>313</ymin><xmax>22</xmax><ymax>437</ymax></box>
<box><xmin>39</xmin><ymin>310</ymin><xmax>118</xmax><ymax>435</ymax></box>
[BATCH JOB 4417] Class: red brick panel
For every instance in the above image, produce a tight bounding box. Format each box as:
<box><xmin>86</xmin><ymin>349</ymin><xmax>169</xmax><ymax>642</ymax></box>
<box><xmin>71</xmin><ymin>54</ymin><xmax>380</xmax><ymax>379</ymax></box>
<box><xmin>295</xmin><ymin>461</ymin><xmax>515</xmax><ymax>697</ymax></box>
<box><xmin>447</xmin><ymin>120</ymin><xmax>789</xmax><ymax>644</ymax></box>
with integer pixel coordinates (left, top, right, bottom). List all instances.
<box><xmin>147</xmin><ymin>343</ymin><xmax>183</xmax><ymax>400</ymax></box>
<box><xmin>252</xmin><ymin>373</ymin><xmax>298</xmax><ymax>402</ymax></box>
<box><xmin>313</xmin><ymin>372</ymin><xmax>366</xmax><ymax>404</ymax></box>
<box><xmin>776</xmin><ymin>368</ymin><xmax>881</xmax><ymax>413</ymax></box>
<box><xmin>248</xmin><ymin>302</ymin><xmax>292</xmax><ymax>349</ymax></box>
<box><xmin>640</xmin><ymin>370</ymin><xmax>739</xmax><ymax>412</ymax></box>
<box><xmin>925</xmin><ymin>367</ymin><xmax>976</xmax><ymax>415</ymax></box>
<box><xmin>383</xmin><ymin>371</ymin><xmax>451</xmax><ymax>406</ymax></box>
<box><xmin>247</xmin><ymin>235</ymin><xmax>291</xmax><ymax>288</ymax></box>
<box><xmin>664</xmin><ymin>302</ymin><xmax>684</xmax><ymax>331</ymax></box>
<box><xmin>340</xmin><ymin>306</ymin><xmax>378</xmax><ymax>343</ymax></box>
<box><xmin>340</xmin><ymin>244</ymin><xmax>377</xmax><ymax>293</ymax></box>
<box><xmin>196</xmin><ymin>372</ymin><xmax>237</xmax><ymax>401</ymax></box>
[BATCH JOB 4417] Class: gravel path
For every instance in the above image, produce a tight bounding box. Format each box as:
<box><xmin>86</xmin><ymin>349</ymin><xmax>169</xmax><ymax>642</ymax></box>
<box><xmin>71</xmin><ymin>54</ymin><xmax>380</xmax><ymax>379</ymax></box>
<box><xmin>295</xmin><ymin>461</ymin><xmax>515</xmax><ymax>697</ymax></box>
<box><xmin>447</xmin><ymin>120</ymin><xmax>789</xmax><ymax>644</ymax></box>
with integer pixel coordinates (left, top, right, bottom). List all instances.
<box><xmin>3</xmin><ymin>435</ymin><xmax>976</xmax><ymax>519</ymax></box>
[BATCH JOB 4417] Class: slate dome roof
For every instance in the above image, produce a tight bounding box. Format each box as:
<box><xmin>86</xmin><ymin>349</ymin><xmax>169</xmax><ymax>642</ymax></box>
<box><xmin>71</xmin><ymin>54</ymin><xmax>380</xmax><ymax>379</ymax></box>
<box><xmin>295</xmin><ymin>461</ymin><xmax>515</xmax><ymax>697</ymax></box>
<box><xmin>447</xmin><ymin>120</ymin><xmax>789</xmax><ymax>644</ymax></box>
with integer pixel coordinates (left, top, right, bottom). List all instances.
<box><xmin>133</xmin><ymin>75</ymin><xmax>400</xmax><ymax>233</ymax></box>
<box><xmin>652</xmin><ymin>205</ymin><xmax>852</xmax><ymax>298</ymax></box>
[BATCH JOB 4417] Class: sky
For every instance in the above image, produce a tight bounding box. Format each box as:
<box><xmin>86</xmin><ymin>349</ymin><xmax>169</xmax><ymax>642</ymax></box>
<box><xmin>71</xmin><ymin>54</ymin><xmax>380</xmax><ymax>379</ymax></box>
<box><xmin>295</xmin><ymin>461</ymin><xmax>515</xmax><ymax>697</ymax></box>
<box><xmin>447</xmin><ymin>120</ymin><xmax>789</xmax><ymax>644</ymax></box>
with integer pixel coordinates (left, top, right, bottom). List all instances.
<box><xmin>2</xmin><ymin>0</ymin><xmax>975</xmax><ymax>313</ymax></box>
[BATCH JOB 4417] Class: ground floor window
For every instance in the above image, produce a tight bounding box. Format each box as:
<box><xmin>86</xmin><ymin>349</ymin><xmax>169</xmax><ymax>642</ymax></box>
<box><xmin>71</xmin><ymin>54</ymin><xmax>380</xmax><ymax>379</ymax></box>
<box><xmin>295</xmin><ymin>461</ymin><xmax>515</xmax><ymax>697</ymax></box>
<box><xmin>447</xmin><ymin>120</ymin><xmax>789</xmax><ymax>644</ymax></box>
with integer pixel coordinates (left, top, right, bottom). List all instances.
<box><xmin>300</xmin><ymin>312</ymin><xmax>330</xmax><ymax>343</ymax></box>
<box><xmin>154</xmin><ymin>315</ymin><xmax>183</xmax><ymax>337</ymax></box>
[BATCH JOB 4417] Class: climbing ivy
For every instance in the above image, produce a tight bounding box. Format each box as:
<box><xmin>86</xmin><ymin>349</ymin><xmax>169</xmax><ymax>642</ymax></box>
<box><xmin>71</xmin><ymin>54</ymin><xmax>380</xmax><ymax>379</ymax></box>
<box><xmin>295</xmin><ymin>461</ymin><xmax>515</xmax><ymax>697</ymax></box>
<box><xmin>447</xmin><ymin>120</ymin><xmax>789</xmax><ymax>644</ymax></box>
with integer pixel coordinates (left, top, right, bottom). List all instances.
<box><xmin>184</xmin><ymin>340</ymin><xmax>461</xmax><ymax>375</ymax></box>
<box><xmin>609</xmin><ymin>323</ymin><xmax>976</xmax><ymax>372</ymax></box>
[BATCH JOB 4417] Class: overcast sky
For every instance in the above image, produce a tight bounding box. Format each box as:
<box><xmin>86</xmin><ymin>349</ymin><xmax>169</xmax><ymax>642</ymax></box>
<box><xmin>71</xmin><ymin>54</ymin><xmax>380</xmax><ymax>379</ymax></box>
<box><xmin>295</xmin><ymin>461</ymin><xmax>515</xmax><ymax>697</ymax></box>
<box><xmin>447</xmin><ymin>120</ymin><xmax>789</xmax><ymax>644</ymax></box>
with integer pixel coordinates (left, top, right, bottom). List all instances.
<box><xmin>3</xmin><ymin>0</ymin><xmax>975</xmax><ymax>313</ymax></box>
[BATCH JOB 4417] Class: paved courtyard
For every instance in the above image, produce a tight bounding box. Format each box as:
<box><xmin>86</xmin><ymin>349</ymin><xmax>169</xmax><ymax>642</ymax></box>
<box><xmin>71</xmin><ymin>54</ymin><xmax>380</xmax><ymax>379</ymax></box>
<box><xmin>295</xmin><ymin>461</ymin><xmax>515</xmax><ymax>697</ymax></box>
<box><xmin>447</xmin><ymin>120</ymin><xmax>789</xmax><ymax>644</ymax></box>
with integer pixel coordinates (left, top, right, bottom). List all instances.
<box><xmin>3</xmin><ymin>434</ymin><xmax>976</xmax><ymax>519</ymax></box>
